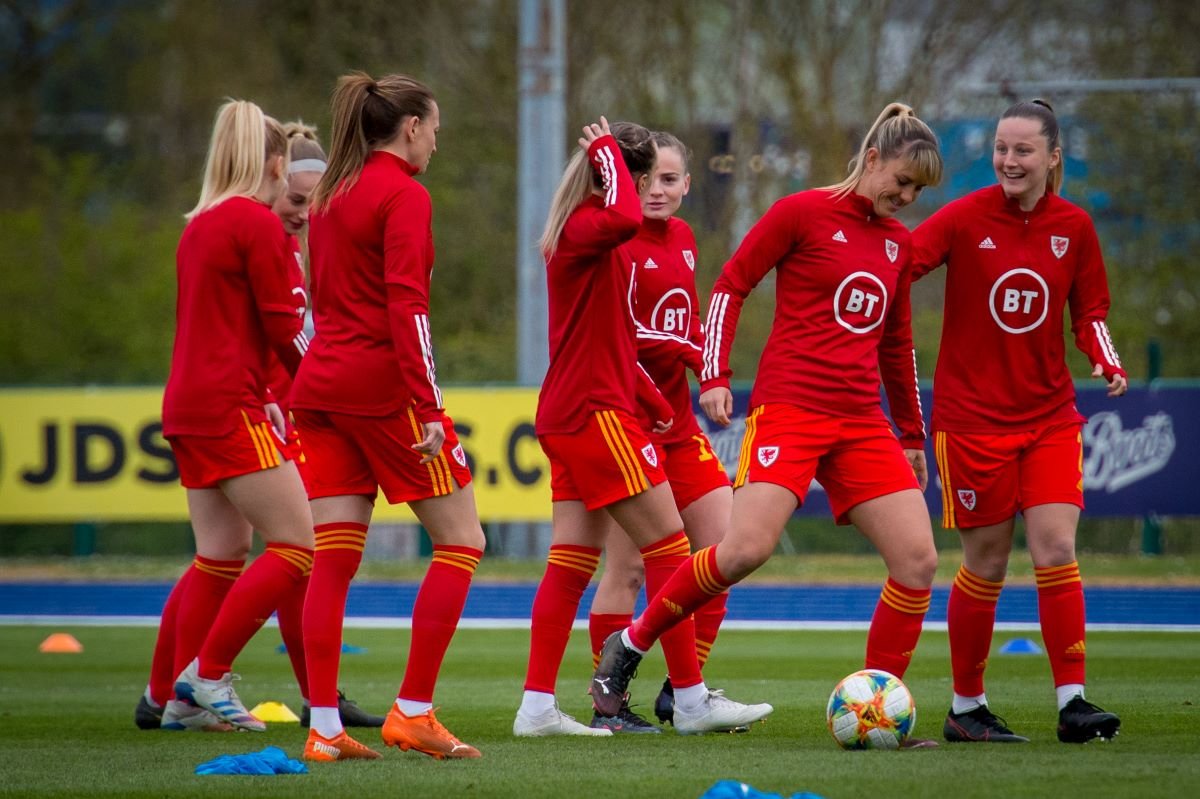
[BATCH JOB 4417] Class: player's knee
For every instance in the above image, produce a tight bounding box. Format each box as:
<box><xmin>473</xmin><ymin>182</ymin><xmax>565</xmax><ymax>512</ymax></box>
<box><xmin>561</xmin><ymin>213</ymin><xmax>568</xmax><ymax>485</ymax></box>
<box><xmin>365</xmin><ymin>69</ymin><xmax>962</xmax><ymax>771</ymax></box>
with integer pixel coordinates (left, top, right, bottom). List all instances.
<box><xmin>905</xmin><ymin>547</ymin><xmax>938</xmax><ymax>589</ymax></box>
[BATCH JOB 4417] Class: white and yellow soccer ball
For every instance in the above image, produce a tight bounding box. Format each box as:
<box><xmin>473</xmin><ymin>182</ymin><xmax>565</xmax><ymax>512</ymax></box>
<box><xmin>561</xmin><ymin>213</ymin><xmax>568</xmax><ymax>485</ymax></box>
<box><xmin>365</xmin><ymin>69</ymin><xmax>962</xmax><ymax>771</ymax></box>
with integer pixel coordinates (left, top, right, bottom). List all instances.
<box><xmin>826</xmin><ymin>668</ymin><xmax>916</xmax><ymax>750</ymax></box>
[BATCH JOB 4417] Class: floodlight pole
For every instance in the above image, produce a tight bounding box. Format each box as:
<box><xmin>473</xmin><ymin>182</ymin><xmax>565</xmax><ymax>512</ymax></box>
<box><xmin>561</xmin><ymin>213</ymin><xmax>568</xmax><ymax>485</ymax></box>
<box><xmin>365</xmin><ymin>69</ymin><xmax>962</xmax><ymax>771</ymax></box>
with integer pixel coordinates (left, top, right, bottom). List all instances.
<box><xmin>516</xmin><ymin>0</ymin><xmax>565</xmax><ymax>385</ymax></box>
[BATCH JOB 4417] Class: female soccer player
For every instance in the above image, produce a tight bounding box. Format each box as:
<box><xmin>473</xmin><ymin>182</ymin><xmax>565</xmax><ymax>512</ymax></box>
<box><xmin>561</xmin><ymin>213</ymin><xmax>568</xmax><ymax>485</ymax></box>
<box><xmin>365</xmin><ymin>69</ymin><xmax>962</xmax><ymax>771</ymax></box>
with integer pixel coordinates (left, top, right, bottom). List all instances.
<box><xmin>162</xmin><ymin>100</ymin><xmax>315</xmax><ymax>733</ymax></box>
<box><xmin>592</xmin><ymin>104</ymin><xmax>943</xmax><ymax>748</ymax></box>
<box><xmin>268</xmin><ymin>122</ymin><xmax>386</xmax><ymax>731</ymax></box>
<box><xmin>136</xmin><ymin>124</ymin><xmax>380</xmax><ymax>733</ymax></box>
<box><xmin>585</xmin><ymin>131</ymin><xmax>734</xmax><ymax>733</ymax></box>
<box><xmin>911</xmin><ymin>99</ymin><xmax>1125</xmax><ymax>745</ymax></box>
<box><xmin>291</xmin><ymin>71</ymin><xmax>484</xmax><ymax>762</ymax></box>
<box><xmin>513</xmin><ymin>118</ymin><xmax>770</xmax><ymax>739</ymax></box>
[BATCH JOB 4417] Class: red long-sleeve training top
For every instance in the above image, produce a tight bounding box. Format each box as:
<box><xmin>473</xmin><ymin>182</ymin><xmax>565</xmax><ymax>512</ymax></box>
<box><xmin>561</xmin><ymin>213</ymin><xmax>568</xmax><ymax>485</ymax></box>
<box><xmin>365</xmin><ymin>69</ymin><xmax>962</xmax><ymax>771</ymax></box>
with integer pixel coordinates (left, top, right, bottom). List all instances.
<box><xmin>163</xmin><ymin>197</ymin><xmax>307</xmax><ymax>437</ymax></box>
<box><xmin>536</xmin><ymin>135</ymin><xmax>647</xmax><ymax>435</ymax></box>
<box><xmin>701</xmin><ymin>189</ymin><xmax>925</xmax><ymax>447</ymax></box>
<box><xmin>628</xmin><ymin>216</ymin><xmax>706</xmax><ymax>444</ymax></box>
<box><xmin>292</xmin><ymin>151</ymin><xmax>444</xmax><ymax>423</ymax></box>
<box><xmin>910</xmin><ymin>185</ymin><xmax>1124</xmax><ymax>432</ymax></box>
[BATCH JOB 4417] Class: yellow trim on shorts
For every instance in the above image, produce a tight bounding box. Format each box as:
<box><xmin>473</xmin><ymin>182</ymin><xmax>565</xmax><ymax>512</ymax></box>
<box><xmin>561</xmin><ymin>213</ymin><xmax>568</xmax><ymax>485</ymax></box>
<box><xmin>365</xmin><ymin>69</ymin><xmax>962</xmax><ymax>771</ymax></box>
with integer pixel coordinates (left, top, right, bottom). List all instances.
<box><xmin>596</xmin><ymin>410</ymin><xmax>648</xmax><ymax>496</ymax></box>
<box><xmin>934</xmin><ymin>431</ymin><xmax>955</xmax><ymax>529</ymax></box>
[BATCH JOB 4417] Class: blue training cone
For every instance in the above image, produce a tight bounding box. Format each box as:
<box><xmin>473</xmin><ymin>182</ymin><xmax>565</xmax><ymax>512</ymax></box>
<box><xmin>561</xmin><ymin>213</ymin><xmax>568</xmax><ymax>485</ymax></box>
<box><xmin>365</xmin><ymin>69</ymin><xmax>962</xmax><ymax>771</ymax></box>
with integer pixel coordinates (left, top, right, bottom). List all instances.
<box><xmin>999</xmin><ymin>637</ymin><xmax>1043</xmax><ymax>655</ymax></box>
<box><xmin>278</xmin><ymin>642</ymin><xmax>367</xmax><ymax>654</ymax></box>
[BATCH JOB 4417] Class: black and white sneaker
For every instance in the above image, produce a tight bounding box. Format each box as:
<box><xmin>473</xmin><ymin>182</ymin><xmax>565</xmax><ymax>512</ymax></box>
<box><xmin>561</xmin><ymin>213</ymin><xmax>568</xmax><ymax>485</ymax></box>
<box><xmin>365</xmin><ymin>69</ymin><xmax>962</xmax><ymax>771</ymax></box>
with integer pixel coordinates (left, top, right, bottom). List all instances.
<box><xmin>1057</xmin><ymin>696</ymin><xmax>1120</xmax><ymax>743</ymax></box>
<box><xmin>944</xmin><ymin>705</ymin><xmax>1029</xmax><ymax>743</ymax></box>
<box><xmin>134</xmin><ymin>695</ymin><xmax>162</xmax><ymax>730</ymax></box>
<box><xmin>653</xmin><ymin>677</ymin><xmax>674</xmax><ymax>725</ymax></box>
<box><xmin>300</xmin><ymin>689</ymin><xmax>386</xmax><ymax>728</ymax></box>
<box><xmin>590</xmin><ymin>701</ymin><xmax>662</xmax><ymax>734</ymax></box>
<box><xmin>591</xmin><ymin>631</ymin><xmax>643</xmax><ymax>717</ymax></box>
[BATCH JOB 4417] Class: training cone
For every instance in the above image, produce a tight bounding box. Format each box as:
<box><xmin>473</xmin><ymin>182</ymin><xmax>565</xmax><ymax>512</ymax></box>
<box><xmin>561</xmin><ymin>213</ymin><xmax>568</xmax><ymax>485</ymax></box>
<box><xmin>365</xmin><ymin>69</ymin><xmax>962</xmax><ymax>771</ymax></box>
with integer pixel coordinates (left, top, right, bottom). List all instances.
<box><xmin>999</xmin><ymin>637</ymin><xmax>1043</xmax><ymax>655</ymax></box>
<box><xmin>248</xmin><ymin>701</ymin><xmax>300</xmax><ymax>723</ymax></box>
<box><xmin>38</xmin><ymin>632</ymin><xmax>83</xmax><ymax>653</ymax></box>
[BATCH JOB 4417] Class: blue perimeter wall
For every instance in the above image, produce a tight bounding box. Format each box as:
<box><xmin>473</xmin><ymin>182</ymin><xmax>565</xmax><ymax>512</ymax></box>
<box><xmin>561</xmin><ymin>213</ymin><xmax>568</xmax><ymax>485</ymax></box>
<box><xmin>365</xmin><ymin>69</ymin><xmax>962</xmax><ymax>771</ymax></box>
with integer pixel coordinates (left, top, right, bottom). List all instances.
<box><xmin>2</xmin><ymin>581</ymin><xmax>1196</xmax><ymax>629</ymax></box>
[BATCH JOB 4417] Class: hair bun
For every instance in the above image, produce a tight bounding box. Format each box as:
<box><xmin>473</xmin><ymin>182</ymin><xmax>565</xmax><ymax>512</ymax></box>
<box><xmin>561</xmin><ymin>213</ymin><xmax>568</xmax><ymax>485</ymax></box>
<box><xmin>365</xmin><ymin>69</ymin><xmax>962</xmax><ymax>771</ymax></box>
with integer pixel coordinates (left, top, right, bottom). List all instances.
<box><xmin>1031</xmin><ymin>98</ymin><xmax>1055</xmax><ymax>113</ymax></box>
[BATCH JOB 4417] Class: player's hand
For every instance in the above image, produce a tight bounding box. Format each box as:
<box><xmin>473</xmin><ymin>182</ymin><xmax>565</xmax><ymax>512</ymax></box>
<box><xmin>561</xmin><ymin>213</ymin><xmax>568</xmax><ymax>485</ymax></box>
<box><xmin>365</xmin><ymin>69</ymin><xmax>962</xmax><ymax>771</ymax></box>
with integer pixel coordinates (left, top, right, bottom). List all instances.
<box><xmin>264</xmin><ymin>402</ymin><xmax>286</xmax><ymax>441</ymax></box>
<box><xmin>413</xmin><ymin>420</ymin><xmax>446</xmax><ymax>464</ymax></box>
<box><xmin>652</xmin><ymin>418</ymin><xmax>673</xmax><ymax>435</ymax></box>
<box><xmin>699</xmin><ymin>386</ymin><xmax>733</xmax><ymax>427</ymax></box>
<box><xmin>904</xmin><ymin>448</ymin><xmax>928</xmax><ymax>492</ymax></box>
<box><xmin>1093</xmin><ymin>363</ymin><xmax>1128</xmax><ymax>397</ymax></box>
<box><xmin>578</xmin><ymin>116</ymin><xmax>612</xmax><ymax>149</ymax></box>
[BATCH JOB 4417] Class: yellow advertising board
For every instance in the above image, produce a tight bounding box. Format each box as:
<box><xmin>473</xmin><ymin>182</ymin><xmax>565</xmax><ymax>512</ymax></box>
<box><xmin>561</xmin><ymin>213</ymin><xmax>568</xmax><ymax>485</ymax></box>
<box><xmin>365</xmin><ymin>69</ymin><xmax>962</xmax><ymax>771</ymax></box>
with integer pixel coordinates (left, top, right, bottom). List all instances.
<box><xmin>0</xmin><ymin>387</ymin><xmax>552</xmax><ymax>523</ymax></box>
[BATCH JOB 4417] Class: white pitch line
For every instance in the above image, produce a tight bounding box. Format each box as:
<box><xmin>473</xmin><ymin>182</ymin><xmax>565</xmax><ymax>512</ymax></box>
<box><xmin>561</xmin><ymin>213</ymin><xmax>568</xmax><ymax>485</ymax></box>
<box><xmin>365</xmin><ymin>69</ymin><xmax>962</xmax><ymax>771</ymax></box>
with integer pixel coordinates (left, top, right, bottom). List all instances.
<box><xmin>1</xmin><ymin>616</ymin><xmax>1197</xmax><ymax>633</ymax></box>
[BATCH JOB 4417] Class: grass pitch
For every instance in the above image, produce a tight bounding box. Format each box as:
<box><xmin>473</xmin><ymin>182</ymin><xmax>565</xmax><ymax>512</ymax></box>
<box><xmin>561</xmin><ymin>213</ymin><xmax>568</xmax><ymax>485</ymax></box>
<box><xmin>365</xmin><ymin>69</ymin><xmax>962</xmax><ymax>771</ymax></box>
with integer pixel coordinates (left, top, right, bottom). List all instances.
<box><xmin>0</xmin><ymin>624</ymin><xmax>1197</xmax><ymax>798</ymax></box>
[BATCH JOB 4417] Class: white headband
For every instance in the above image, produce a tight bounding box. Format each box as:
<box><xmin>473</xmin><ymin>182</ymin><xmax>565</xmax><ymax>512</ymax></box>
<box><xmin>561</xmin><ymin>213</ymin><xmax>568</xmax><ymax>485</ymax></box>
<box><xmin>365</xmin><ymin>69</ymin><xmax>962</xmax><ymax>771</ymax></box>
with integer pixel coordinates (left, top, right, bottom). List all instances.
<box><xmin>288</xmin><ymin>158</ymin><xmax>327</xmax><ymax>175</ymax></box>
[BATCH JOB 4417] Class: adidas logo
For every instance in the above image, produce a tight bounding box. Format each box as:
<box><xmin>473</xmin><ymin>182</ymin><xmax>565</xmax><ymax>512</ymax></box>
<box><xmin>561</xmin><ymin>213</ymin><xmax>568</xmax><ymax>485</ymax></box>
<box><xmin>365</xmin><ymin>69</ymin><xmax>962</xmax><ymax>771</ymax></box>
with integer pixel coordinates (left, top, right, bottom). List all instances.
<box><xmin>832</xmin><ymin>230</ymin><xmax>848</xmax><ymax>243</ymax></box>
<box><xmin>661</xmin><ymin>597</ymin><xmax>684</xmax><ymax>616</ymax></box>
<box><xmin>644</xmin><ymin>257</ymin><xmax>659</xmax><ymax>269</ymax></box>
<box><xmin>978</xmin><ymin>237</ymin><xmax>996</xmax><ymax>249</ymax></box>
<box><xmin>1065</xmin><ymin>640</ymin><xmax>1086</xmax><ymax>656</ymax></box>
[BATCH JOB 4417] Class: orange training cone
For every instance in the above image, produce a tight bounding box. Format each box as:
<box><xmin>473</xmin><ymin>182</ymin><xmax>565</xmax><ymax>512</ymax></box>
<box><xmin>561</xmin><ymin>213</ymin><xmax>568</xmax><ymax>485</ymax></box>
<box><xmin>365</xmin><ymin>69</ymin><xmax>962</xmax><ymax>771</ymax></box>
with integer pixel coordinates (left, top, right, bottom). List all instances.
<box><xmin>39</xmin><ymin>632</ymin><xmax>84</xmax><ymax>653</ymax></box>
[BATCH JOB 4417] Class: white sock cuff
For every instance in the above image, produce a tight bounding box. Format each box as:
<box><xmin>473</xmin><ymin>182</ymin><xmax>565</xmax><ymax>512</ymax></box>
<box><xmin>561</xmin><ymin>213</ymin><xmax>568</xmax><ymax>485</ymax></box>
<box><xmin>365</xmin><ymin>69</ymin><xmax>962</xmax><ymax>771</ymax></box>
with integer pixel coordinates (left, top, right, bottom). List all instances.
<box><xmin>620</xmin><ymin>628</ymin><xmax>647</xmax><ymax>655</ymax></box>
<box><xmin>951</xmin><ymin>693</ymin><xmax>987</xmax><ymax>715</ymax></box>
<box><xmin>396</xmin><ymin>698</ymin><xmax>433</xmax><ymax>717</ymax></box>
<box><xmin>309</xmin><ymin>706</ymin><xmax>343</xmax><ymax>738</ymax></box>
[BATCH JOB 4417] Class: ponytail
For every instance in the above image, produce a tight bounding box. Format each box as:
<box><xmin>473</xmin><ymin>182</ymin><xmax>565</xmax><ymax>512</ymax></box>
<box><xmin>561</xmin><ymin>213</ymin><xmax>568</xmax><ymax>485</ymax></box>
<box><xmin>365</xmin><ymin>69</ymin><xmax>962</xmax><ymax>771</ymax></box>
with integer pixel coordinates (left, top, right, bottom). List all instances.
<box><xmin>1001</xmin><ymin>98</ymin><xmax>1063</xmax><ymax>194</ymax></box>
<box><xmin>540</xmin><ymin>149</ymin><xmax>594</xmax><ymax>257</ymax></box>
<box><xmin>283</xmin><ymin>121</ymin><xmax>327</xmax><ymax>174</ymax></box>
<box><xmin>187</xmin><ymin>100</ymin><xmax>287</xmax><ymax>220</ymax></box>
<box><xmin>540</xmin><ymin>121</ymin><xmax>655</xmax><ymax>257</ymax></box>
<box><xmin>313</xmin><ymin>71</ymin><xmax>435</xmax><ymax>212</ymax></box>
<box><xmin>824</xmin><ymin>102</ymin><xmax>943</xmax><ymax>200</ymax></box>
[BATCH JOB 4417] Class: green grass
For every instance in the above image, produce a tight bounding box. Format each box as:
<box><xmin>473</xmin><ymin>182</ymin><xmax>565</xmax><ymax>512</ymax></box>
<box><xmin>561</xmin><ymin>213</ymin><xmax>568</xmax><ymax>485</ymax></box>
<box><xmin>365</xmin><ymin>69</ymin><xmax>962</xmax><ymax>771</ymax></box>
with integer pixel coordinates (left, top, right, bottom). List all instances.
<box><xmin>1</xmin><ymin>625</ymin><xmax>1197</xmax><ymax>798</ymax></box>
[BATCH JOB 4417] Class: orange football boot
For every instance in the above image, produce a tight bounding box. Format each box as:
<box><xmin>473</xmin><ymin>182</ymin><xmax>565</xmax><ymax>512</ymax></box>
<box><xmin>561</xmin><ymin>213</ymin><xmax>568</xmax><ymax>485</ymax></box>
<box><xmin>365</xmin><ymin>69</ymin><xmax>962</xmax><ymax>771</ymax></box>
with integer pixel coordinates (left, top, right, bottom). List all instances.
<box><xmin>381</xmin><ymin>706</ymin><xmax>481</xmax><ymax>760</ymax></box>
<box><xmin>303</xmin><ymin>729</ymin><xmax>383</xmax><ymax>762</ymax></box>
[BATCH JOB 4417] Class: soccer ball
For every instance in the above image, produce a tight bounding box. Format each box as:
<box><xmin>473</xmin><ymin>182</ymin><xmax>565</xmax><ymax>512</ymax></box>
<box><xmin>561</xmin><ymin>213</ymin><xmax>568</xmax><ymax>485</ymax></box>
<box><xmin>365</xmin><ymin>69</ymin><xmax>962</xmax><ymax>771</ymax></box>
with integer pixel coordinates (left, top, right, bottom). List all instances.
<box><xmin>825</xmin><ymin>669</ymin><xmax>915</xmax><ymax>750</ymax></box>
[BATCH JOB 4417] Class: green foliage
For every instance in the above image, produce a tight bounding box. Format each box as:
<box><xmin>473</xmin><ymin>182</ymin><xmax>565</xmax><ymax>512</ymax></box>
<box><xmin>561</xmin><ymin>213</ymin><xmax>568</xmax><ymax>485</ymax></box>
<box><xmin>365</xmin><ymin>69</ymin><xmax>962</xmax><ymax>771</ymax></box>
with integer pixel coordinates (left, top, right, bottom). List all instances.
<box><xmin>0</xmin><ymin>153</ymin><xmax>178</xmax><ymax>384</ymax></box>
<box><xmin>0</xmin><ymin>625</ymin><xmax>1197</xmax><ymax>797</ymax></box>
<box><xmin>3</xmin><ymin>0</ymin><xmax>1199</xmax><ymax>386</ymax></box>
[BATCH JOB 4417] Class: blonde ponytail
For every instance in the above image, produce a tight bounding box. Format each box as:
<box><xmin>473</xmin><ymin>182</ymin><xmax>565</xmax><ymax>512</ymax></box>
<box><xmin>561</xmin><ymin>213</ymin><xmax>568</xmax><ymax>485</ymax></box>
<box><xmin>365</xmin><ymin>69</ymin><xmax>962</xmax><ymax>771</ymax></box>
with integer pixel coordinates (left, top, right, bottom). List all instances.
<box><xmin>824</xmin><ymin>102</ymin><xmax>943</xmax><ymax>200</ymax></box>
<box><xmin>187</xmin><ymin>100</ymin><xmax>286</xmax><ymax>220</ymax></box>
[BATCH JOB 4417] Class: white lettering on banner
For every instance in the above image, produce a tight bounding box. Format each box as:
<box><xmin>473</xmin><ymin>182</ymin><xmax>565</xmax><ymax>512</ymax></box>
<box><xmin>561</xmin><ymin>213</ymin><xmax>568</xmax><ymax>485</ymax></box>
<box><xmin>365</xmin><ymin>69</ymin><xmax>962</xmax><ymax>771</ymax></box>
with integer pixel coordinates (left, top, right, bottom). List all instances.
<box><xmin>1084</xmin><ymin>411</ymin><xmax>1175</xmax><ymax>493</ymax></box>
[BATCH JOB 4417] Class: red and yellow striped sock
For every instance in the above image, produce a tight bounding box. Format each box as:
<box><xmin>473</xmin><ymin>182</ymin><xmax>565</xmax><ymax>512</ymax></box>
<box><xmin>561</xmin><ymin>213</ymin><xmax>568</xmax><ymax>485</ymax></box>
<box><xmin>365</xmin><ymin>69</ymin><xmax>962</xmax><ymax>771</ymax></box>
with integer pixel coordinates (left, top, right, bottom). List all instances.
<box><xmin>865</xmin><ymin>577</ymin><xmax>931</xmax><ymax>679</ymax></box>
<box><xmin>640</xmin><ymin>532</ymin><xmax>702</xmax><ymax>689</ymax></box>
<box><xmin>947</xmin><ymin>565</ymin><xmax>1003</xmax><ymax>697</ymax></box>
<box><xmin>630</xmin><ymin>544</ymin><xmax>732</xmax><ymax>655</ymax></box>
<box><xmin>171</xmin><ymin>556</ymin><xmax>244</xmax><ymax>683</ymax></box>
<box><xmin>276</xmin><ymin>570</ymin><xmax>311</xmax><ymax>701</ymax></box>
<box><xmin>590</xmin><ymin>613</ymin><xmax>633</xmax><ymax>670</ymax></box>
<box><xmin>303</xmin><ymin>523</ymin><xmax>368</xmax><ymax>707</ymax></box>
<box><xmin>523</xmin><ymin>545</ymin><xmax>601</xmax><ymax>694</ymax></box>
<box><xmin>1036</xmin><ymin>561</ymin><xmax>1087</xmax><ymax>686</ymax></box>
<box><xmin>197</xmin><ymin>542</ymin><xmax>312</xmax><ymax>679</ymax></box>
<box><xmin>399</xmin><ymin>544</ymin><xmax>483</xmax><ymax>703</ymax></box>
<box><xmin>693</xmin><ymin>591</ymin><xmax>729</xmax><ymax>671</ymax></box>
<box><xmin>148</xmin><ymin>567</ymin><xmax>193</xmax><ymax>706</ymax></box>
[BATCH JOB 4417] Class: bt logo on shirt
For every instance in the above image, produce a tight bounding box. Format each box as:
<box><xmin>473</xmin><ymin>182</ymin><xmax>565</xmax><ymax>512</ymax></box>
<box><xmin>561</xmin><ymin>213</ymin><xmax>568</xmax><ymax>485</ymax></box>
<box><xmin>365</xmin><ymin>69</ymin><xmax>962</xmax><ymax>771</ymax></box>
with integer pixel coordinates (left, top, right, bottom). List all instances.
<box><xmin>650</xmin><ymin>288</ymin><xmax>693</xmax><ymax>334</ymax></box>
<box><xmin>988</xmin><ymin>268</ymin><xmax>1049</xmax><ymax>334</ymax></box>
<box><xmin>833</xmin><ymin>271</ymin><xmax>888</xmax><ymax>334</ymax></box>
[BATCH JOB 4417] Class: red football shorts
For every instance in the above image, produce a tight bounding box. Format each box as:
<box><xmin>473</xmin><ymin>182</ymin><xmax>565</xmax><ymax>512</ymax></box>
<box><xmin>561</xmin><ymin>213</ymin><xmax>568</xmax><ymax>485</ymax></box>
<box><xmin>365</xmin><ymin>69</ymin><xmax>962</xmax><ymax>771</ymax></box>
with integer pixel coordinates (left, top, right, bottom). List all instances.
<box><xmin>293</xmin><ymin>406</ymin><xmax>472</xmax><ymax>504</ymax></box>
<box><xmin>540</xmin><ymin>409</ymin><xmax>668</xmax><ymax>510</ymax></box>
<box><xmin>169</xmin><ymin>410</ymin><xmax>292</xmax><ymax>489</ymax></box>
<box><xmin>660</xmin><ymin>434</ymin><xmax>732</xmax><ymax>511</ymax></box>
<box><xmin>733</xmin><ymin>403</ymin><xmax>919</xmax><ymax>524</ymax></box>
<box><xmin>933</xmin><ymin>421</ymin><xmax>1084</xmax><ymax>529</ymax></box>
